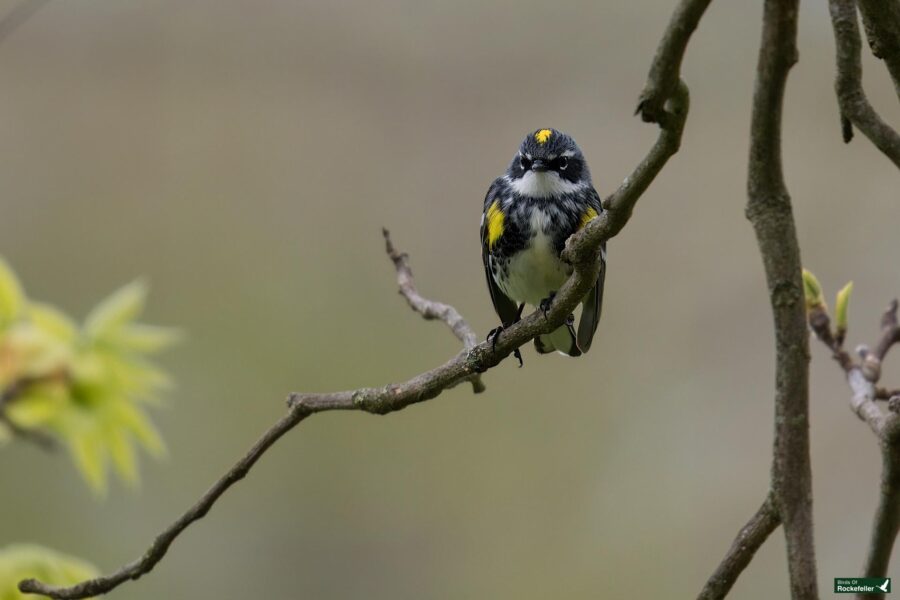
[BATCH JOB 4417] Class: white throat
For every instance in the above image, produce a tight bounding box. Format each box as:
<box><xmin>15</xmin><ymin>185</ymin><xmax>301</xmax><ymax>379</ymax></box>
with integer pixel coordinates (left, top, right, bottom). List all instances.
<box><xmin>506</xmin><ymin>172</ymin><xmax>586</xmax><ymax>199</ymax></box>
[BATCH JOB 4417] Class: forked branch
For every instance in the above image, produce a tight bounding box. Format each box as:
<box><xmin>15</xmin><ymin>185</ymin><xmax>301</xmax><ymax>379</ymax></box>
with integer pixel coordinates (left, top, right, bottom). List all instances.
<box><xmin>809</xmin><ymin>298</ymin><xmax>900</xmax><ymax>596</ymax></box>
<box><xmin>699</xmin><ymin>1</ymin><xmax>818</xmax><ymax>598</ymax></box>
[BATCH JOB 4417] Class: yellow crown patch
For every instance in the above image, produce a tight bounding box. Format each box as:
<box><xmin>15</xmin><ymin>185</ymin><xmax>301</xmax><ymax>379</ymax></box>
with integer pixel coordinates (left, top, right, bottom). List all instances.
<box><xmin>534</xmin><ymin>129</ymin><xmax>553</xmax><ymax>145</ymax></box>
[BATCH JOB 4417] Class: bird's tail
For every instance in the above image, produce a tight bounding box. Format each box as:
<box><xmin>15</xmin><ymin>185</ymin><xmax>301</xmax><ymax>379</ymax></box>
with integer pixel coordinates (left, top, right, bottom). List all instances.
<box><xmin>534</xmin><ymin>324</ymin><xmax>582</xmax><ymax>357</ymax></box>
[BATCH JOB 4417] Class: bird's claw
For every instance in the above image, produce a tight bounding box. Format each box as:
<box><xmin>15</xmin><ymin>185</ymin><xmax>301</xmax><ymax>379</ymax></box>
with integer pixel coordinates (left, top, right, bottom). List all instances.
<box><xmin>539</xmin><ymin>293</ymin><xmax>557</xmax><ymax>319</ymax></box>
<box><xmin>486</xmin><ymin>325</ymin><xmax>524</xmax><ymax>367</ymax></box>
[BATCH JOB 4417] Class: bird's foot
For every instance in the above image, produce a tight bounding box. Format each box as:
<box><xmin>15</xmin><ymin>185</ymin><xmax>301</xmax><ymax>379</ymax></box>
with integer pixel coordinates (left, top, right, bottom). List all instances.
<box><xmin>539</xmin><ymin>293</ymin><xmax>557</xmax><ymax>319</ymax></box>
<box><xmin>486</xmin><ymin>325</ymin><xmax>524</xmax><ymax>368</ymax></box>
<box><xmin>565</xmin><ymin>313</ymin><xmax>577</xmax><ymax>339</ymax></box>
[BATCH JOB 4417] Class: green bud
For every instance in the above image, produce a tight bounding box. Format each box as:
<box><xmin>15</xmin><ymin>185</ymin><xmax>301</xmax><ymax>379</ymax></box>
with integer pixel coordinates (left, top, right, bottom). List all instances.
<box><xmin>0</xmin><ymin>256</ymin><xmax>24</xmax><ymax>330</ymax></box>
<box><xmin>802</xmin><ymin>269</ymin><xmax>827</xmax><ymax>311</ymax></box>
<box><xmin>835</xmin><ymin>281</ymin><xmax>853</xmax><ymax>335</ymax></box>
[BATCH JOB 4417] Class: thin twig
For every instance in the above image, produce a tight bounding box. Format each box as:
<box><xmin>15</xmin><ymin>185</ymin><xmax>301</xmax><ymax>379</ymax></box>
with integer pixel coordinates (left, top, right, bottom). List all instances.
<box><xmin>382</xmin><ymin>227</ymin><xmax>485</xmax><ymax>394</ymax></box>
<box><xmin>744</xmin><ymin>1</ymin><xmax>818</xmax><ymax>598</ymax></box>
<box><xmin>874</xmin><ymin>300</ymin><xmax>900</xmax><ymax>362</ymax></box>
<box><xmin>697</xmin><ymin>494</ymin><xmax>781</xmax><ymax>600</ymax></box>
<box><xmin>828</xmin><ymin>0</ymin><xmax>900</xmax><ymax>168</ymax></box>
<box><xmin>636</xmin><ymin>0</ymin><xmax>711</xmax><ymax>124</ymax></box>
<box><xmin>20</xmin><ymin>408</ymin><xmax>310</xmax><ymax>599</ymax></box>
<box><xmin>19</xmin><ymin>93</ymin><xmax>691</xmax><ymax>597</ymax></box>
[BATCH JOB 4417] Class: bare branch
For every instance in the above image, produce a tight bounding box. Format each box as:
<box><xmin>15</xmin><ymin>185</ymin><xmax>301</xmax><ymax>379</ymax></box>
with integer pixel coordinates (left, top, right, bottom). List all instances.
<box><xmin>637</xmin><ymin>0</ymin><xmax>711</xmax><ymax>124</ymax></box>
<box><xmin>847</xmin><ymin>368</ymin><xmax>887</xmax><ymax>437</ymax></box>
<box><xmin>382</xmin><ymin>227</ymin><xmax>485</xmax><ymax>394</ymax></box>
<box><xmin>828</xmin><ymin>0</ymin><xmax>900</xmax><ymax>168</ymax></box>
<box><xmin>860</xmin><ymin>417</ymin><xmax>900</xmax><ymax>596</ymax></box>
<box><xmin>744</xmin><ymin>1</ymin><xmax>818</xmax><ymax>597</ymax></box>
<box><xmin>856</xmin><ymin>0</ymin><xmax>900</xmax><ymax>101</ymax></box>
<box><xmin>19</xmin><ymin>90</ymin><xmax>691</xmax><ymax>597</ymax></box>
<box><xmin>874</xmin><ymin>300</ymin><xmax>900</xmax><ymax>361</ymax></box>
<box><xmin>697</xmin><ymin>494</ymin><xmax>781</xmax><ymax>600</ymax></box>
<box><xmin>19</xmin><ymin>407</ymin><xmax>311</xmax><ymax>599</ymax></box>
<box><xmin>809</xmin><ymin>298</ymin><xmax>900</xmax><ymax>592</ymax></box>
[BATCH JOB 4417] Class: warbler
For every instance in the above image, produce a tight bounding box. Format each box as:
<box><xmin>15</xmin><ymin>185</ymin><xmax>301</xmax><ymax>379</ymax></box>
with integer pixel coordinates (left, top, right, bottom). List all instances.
<box><xmin>480</xmin><ymin>128</ymin><xmax>606</xmax><ymax>360</ymax></box>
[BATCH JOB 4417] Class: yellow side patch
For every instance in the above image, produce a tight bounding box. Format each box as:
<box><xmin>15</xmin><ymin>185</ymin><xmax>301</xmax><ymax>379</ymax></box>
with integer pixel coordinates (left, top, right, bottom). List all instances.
<box><xmin>486</xmin><ymin>201</ymin><xmax>505</xmax><ymax>250</ymax></box>
<box><xmin>534</xmin><ymin>129</ymin><xmax>553</xmax><ymax>145</ymax></box>
<box><xmin>579</xmin><ymin>207</ymin><xmax>598</xmax><ymax>229</ymax></box>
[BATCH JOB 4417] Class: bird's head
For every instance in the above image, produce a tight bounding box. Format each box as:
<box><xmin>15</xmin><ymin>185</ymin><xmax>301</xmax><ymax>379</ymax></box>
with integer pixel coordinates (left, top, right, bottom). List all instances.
<box><xmin>506</xmin><ymin>128</ymin><xmax>591</xmax><ymax>198</ymax></box>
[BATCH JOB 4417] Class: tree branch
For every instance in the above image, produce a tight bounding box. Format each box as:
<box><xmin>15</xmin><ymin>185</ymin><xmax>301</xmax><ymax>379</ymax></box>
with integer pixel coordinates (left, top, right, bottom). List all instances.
<box><xmin>744</xmin><ymin>1</ymin><xmax>818</xmax><ymax>598</ymax></box>
<box><xmin>19</xmin><ymin>87</ymin><xmax>690</xmax><ymax>597</ymax></box>
<box><xmin>828</xmin><ymin>0</ymin><xmax>900</xmax><ymax>168</ymax></box>
<box><xmin>856</xmin><ymin>0</ymin><xmax>900</xmax><ymax>101</ymax></box>
<box><xmin>808</xmin><ymin>298</ymin><xmax>900</xmax><ymax>598</ymax></box>
<box><xmin>637</xmin><ymin>0</ymin><xmax>711</xmax><ymax>124</ymax></box>
<box><xmin>697</xmin><ymin>493</ymin><xmax>781</xmax><ymax>600</ymax></box>
<box><xmin>382</xmin><ymin>227</ymin><xmax>485</xmax><ymax>394</ymax></box>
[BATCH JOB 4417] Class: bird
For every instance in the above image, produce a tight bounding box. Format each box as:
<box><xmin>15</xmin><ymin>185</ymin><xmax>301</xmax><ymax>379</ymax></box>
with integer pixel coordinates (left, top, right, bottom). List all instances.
<box><xmin>480</xmin><ymin>128</ymin><xmax>606</xmax><ymax>362</ymax></box>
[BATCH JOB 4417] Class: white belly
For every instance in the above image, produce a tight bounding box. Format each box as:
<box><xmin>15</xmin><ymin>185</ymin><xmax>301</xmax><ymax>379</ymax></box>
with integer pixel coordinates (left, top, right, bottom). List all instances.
<box><xmin>498</xmin><ymin>229</ymin><xmax>570</xmax><ymax>306</ymax></box>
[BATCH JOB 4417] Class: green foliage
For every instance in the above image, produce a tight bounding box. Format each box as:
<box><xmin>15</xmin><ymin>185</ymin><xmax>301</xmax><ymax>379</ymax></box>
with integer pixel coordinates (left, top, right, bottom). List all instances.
<box><xmin>0</xmin><ymin>263</ymin><xmax>179</xmax><ymax>494</ymax></box>
<box><xmin>835</xmin><ymin>281</ymin><xmax>854</xmax><ymax>335</ymax></box>
<box><xmin>0</xmin><ymin>545</ymin><xmax>98</xmax><ymax>600</ymax></box>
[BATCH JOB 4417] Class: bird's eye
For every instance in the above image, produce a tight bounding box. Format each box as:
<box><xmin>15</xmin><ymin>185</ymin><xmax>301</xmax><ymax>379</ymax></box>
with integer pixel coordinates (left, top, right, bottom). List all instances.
<box><xmin>557</xmin><ymin>156</ymin><xmax>569</xmax><ymax>170</ymax></box>
<box><xmin>520</xmin><ymin>156</ymin><xmax>532</xmax><ymax>170</ymax></box>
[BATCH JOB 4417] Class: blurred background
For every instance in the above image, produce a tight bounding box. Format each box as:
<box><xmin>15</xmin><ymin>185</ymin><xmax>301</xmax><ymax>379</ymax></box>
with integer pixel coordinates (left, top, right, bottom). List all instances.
<box><xmin>0</xmin><ymin>0</ymin><xmax>898</xmax><ymax>597</ymax></box>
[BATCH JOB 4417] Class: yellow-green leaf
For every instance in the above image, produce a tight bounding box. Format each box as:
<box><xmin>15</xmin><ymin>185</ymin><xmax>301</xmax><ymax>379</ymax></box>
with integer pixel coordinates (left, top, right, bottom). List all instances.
<box><xmin>113</xmin><ymin>402</ymin><xmax>166</xmax><ymax>458</ymax></box>
<box><xmin>28</xmin><ymin>303</ymin><xmax>77</xmax><ymax>345</ymax></box>
<box><xmin>0</xmin><ymin>257</ymin><xmax>24</xmax><ymax>330</ymax></box>
<box><xmin>5</xmin><ymin>388</ymin><xmax>67</xmax><ymax>428</ymax></box>
<box><xmin>105</xmin><ymin>324</ymin><xmax>182</xmax><ymax>355</ymax></box>
<box><xmin>105</xmin><ymin>427</ymin><xmax>138</xmax><ymax>486</ymax></box>
<box><xmin>84</xmin><ymin>280</ymin><xmax>148</xmax><ymax>341</ymax></box>
<box><xmin>70</xmin><ymin>430</ymin><xmax>108</xmax><ymax>495</ymax></box>
<box><xmin>835</xmin><ymin>281</ymin><xmax>854</xmax><ymax>334</ymax></box>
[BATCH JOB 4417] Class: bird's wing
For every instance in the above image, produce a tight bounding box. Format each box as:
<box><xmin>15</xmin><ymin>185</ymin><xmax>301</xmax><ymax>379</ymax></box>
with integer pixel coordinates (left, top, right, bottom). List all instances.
<box><xmin>481</xmin><ymin>180</ymin><xmax>519</xmax><ymax>327</ymax></box>
<box><xmin>577</xmin><ymin>249</ymin><xmax>605</xmax><ymax>353</ymax></box>
<box><xmin>576</xmin><ymin>188</ymin><xmax>606</xmax><ymax>353</ymax></box>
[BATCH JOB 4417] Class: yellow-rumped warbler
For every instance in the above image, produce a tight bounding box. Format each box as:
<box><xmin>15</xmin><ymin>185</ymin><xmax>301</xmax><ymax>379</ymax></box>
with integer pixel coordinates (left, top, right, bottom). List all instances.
<box><xmin>480</xmin><ymin>128</ymin><xmax>606</xmax><ymax>361</ymax></box>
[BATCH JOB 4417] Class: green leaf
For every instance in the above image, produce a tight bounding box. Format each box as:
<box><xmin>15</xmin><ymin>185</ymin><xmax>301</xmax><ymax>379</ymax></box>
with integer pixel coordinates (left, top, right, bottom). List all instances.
<box><xmin>835</xmin><ymin>281</ymin><xmax>854</xmax><ymax>334</ymax></box>
<box><xmin>105</xmin><ymin>427</ymin><xmax>138</xmax><ymax>487</ymax></box>
<box><xmin>106</xmin><ymin>324</ymin><xmax>182</xmax><ymax>354</ymax></box>
<box><xmin>69</xmin><ymin>429</ymin><xmax>108</xmax><ymax>496</ymax></box>
<box><xmin>113</xmin><ymin>402</ymin><xmax>165</xmax><ymax>458</ymax></box>
<box><xmin>5</xmin><ymin>387</ymin><xmax>67</xmax><ymax>428</ymax></box>
<box><xmin>802</xmin><ymin>269</ymin><xmax>826</xmax><ymax>311</ymax></box>
<box><xmin>0</xmin><ymin>544</ymin><xmax>98</xmax><ymax>600</ymax></box>
<box><xmin>28</xmin><ymin>303</ymin><xmax>77</xmax><ymax>345</ymax></box>
<box><xmin>0</xmin><ymin>257</ymin><xmax>24</xmax><ymax>330</ymax></box>
<box><xmin>0</xmin><ymin>326</ymin><xmax>71</xmax><ymax>380</ymax></box>
<box><xmin>84</xmin><ymin>280</ymin><xmax>148</xmax><ymax>341</ymax></box>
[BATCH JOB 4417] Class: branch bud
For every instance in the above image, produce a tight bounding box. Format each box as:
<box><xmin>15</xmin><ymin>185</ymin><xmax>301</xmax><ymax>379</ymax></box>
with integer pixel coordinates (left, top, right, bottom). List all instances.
<box><xmin>802</xmin><ymin>269</ymin><xmax>827</xmax><ymax>312</ymax></box>
<box><xmin>834</xmin><ymin>281</ymin><xmax>853</xmax><ymax>344</ymax></box>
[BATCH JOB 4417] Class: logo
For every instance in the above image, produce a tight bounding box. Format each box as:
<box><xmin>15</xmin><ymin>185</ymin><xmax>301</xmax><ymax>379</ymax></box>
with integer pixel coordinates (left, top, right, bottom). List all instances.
<box><xmin>834</xmin><ymin>578</ymin><xmax>891</xmax><ymax>594</ymax></box>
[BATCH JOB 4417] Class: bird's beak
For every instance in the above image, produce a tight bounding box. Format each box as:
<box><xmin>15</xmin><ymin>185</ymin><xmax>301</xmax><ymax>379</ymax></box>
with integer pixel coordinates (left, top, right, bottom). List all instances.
<box><xmin>531</xmin><ymin>159</ymin><xmax>549</xmax><ymax>172</ymax></box>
